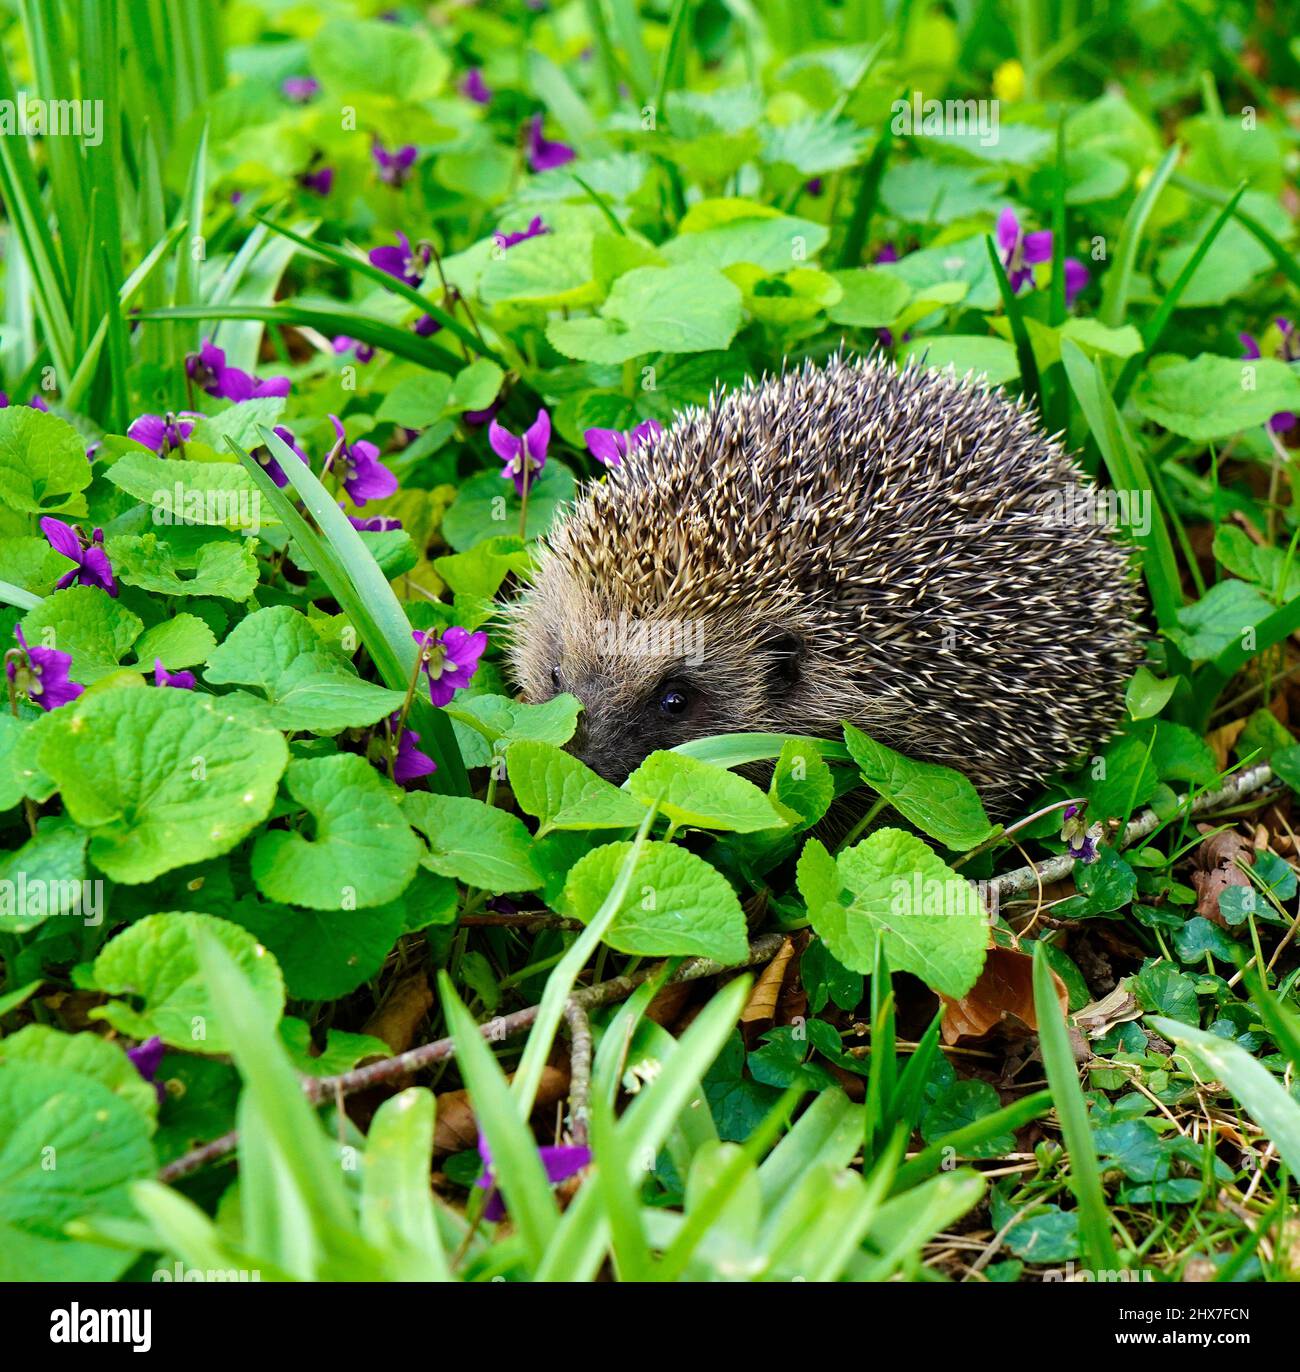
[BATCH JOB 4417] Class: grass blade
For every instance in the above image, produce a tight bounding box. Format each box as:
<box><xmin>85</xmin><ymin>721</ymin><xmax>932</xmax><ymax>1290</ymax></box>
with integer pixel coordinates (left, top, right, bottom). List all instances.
<box><xmin>1150</xmin><ymin>1015</ymin><xmax>1300</xmax><ymax>1176</ymax></box>
<box><xmin>252</xmin><ymin>215</ymin><xmax>500</xmax><ymax>364</ymax></box>
<box><xmin>231</xmin><ymin>430</ymin><xmax>468</xmax><ymax>794</ymax></box>
<box><xmin>1113</xmin><ymin>184</ymin><xmax>1246</xmax><ymax>406</ymax></box>
<box><xmin>141</xmin><ymin>303</ymin><xmax>470</xmax><ymax>377</ymax></box>
<box><xmin>986</xmin><ymin>234</ymin><xmax>1042</xmax><ymax>411</ymax></box>
<box><xmin>1033</xmin><ymin>942</ymin><xmax>1120</xmax><ymax>1273</ymax></box>
<box><xmin>440</xmin><ymin>974</ymin><xmax>562</xmax><ymax>1269</ymax></box>
<box><xmin>1060</xmin><ymin>339</ymin><xmax>1183</xmax><ymax>632</ymax></box>
<box><xmin>1098</xmin><ymin>143</ymin><xmax>1179</xmax><ymax>329</ymax></box>
<box><xmin>511</xmin><ymin>804</ymin><xmax>659</xmax><ymax>1115</ymax></box>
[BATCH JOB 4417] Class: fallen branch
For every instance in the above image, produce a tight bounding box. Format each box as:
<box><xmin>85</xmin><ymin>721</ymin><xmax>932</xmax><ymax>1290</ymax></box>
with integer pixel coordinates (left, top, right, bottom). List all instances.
<box><xmin>993</xmin><ymin>763</ymin><xmax>1278</xmax><ymax>901</ymax></box>
<box><xmin>159</xmin><ymin>933</ymin><xmax>787</xmax><ymax>1184</ymax></box>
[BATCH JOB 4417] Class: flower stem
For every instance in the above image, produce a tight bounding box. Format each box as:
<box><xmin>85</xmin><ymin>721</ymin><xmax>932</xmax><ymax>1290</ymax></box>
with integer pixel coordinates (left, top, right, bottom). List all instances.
<box><xmin>518</xmin><ymin>462</ymin><xmax>532</xmax><ymax>540</ymax></box>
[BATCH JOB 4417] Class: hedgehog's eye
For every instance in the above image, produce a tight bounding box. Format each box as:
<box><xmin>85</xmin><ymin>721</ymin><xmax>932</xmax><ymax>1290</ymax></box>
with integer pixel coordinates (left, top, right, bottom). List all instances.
<box><xmin>550</xmin><ymin>666</ymin><xmax>562</xmax><ymax>691</ymax></box>
<box><xmin>658</xmin><ymin>686</ymin><xmax>690</xmax><ymax>715</ymax></box>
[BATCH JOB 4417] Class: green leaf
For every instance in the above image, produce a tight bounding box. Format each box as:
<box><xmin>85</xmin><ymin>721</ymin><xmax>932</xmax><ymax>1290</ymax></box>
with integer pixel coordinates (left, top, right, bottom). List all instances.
<box><xmin>560</xmin><ymin>840</ymin><xmax>749</xmax><ymax>961</ymax></box>
<box><xmin>899</xmin><ymin>334</ymin><xmax>1020</xmax><ymax>387</ymax></box>
<box><xmin>798</xmin><ymin>832</ymin><xmax>988</xmax><ymax>997</ymax></box>
<box><xmin>446</xmin><ymin>359</ymin><xmax>505</xmax><ymax>415</ymax></box>
<box><xmin>308</xmin><ymin>17</ymin><xmax>449</xmax><ymax>100</ymax></box>
<box><xmin>104</xmin><ymin>450</ymin><xmax>275</xmax><ymax>531</ymax></box>
<box><xmin>0</xmin><ymin>535</ymin><xmax>70</xmax><ymax>596</ymax></box>
<box><xmin>626</xmin><ymin>750</ymin><xmax>787</xmax><ymax>833</ymax></box>
<box><xmin>132</xmin><ymin>615</ymin><xmax>217</xmax><ymax>672</ymax></box>
<box><xmin>0</xmin><ymin>822</ymin><xmax>89</xmax><ymax>932</ymax></box>
<box><xmin>842</xmin><ymin>723</ymin><xmax>996</xmax><ymax>849</ymax></box>
<box><xmin>507</xmin><ymin>740</ymin><xmax>648</xmax><ymax>836</ymax></box>
<box><xmin>105</xmin><ymin>529</ymin><xmax>260</xmax><ymax>601</ymax></box>
<box><xmin>664</xmin><ymin>207</ymin><xmax>829</xmax><ymax>270</ymax></box>
<box><xmin>91</xmin><ymin>911</ymin><xmax>286</xmax><ymax>1052</ymax></box>
<box><xmin>233</xmin><ymin>897</ymin><xmax>408</xmax><ymax>1001</ymax></box>
<box><xmin>376</xmin><ymin>374</ymin><xmax>453</xmax><ymax>429</ymax></box>
<box><xmin>433</xmin><ymin>537</ymin><xmax>532</xmax><ymax>600</ymax></box>
<box><xmin>0</xmin><ymin>1025</ymin><xmax>159</xmax><ymax>1124</ymax></box>
<box><xmin>20</xmin><ymin>586</ymin><xmax>143</xmax><ymax>683</ymax></box>
<box><xmin>547</xmin><ymin>264</ymin><xmax>743</xmax><ymax>364</ymax></box>
<box><xmin>440</xmin><ymin>462</ymin><xmax>576</xmax><ymax>551</ymax></box>
<box><xmin>447</xmin><ymin>691</ymin><xmax>583</xmax><ymax>750</ymax></box>
<box><xmin>1167</xmin><ymin>579</ymin><xmax>1271</xmax><ymax>661</ymax></box>
<box><xmin>0</xmin><ymin>1061</ymin><xmax>155</xmax><ymax>1279</ymax></box>
<box><xmin>770</xmin><ymin>739</ymin><xmax>835</xmax><ymax>829</ymax></box>
<box><xmin>205</xmin><ymin>606</ymin><xmax>405</xmax><ymax>733</ymax></box>
<box><xmin>251</xmin><ymin>754</ymin><xmax>423</xmax><ymax>910</ymax></box>
<box><xmin>1133</xmin><ymin>354</ymin><xmax>1300</xmax><ymax>442</ymax></box>
<box><xmin>1132</xmin><ymin>962</ymin><xmax>1199</xmax><ymax>1024</ymax></box>
<box><xmin>0</xmin><ymin>406</ymin><xmax>91</xmax><ymax>516</ymax></box>
<box><xmin>826</xmin><ymin>268</ymin><xmax>912</xmax><ymax>328</ymax></box>
<box><xmin>39</xmin><ymin>686</ymin><xmax>288</xmax><ymax>884</ymax></box>
<box><xmin>1126</xmin><ymin>666</ymin><xmax>1178</xmax><ymax>721</ymax></box>
<box><xmin>922</xmin><ymin>1081</ymin><xmax>1014</xmax><ymax>1155</ymax></box>
<box><xmin>406</xmin><ymin>793</ymin><xmax>542</xmax><ymax>893</ymax></box>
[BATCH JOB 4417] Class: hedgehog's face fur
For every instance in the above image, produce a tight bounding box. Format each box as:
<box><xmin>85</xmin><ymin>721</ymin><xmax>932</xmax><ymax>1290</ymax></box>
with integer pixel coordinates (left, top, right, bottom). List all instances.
<box><xmin>506</xmin><ymin>354</ymin><xmax>1145</xmax><ymax>809</ymax></box>
<box><xmin>508</xmin><ymin>568</ymin><xmax>837</xmax><ymax>782</ymax></box>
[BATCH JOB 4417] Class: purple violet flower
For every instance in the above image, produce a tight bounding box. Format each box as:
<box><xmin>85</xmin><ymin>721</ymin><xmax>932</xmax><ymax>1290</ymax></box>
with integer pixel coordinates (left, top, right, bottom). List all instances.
<box><xmin>29</xmin><ymin>395</ymin><xmax>49</xmax><ymax>411</ymax></box>
<box><xmin>154</xmin><ymin>659</ymin><xmax>196</xmax><ymax>690</ymax></box>
<box><xmin>413</xmin><ymin>313</ymin><xmax>442</xmax><ymax>338</ymax></box>
<box><xmin>873</xmin><ymin>243</ymin><xmax>900</xmax><ymax>265</ymax></box>
<box><xmin>805</xmin><ymin>177</ymin><xmax>824</xmax><ymax>197</ymax></box>
<box><xmin>1241</xmin><ymin>321</ymin><xmax>1299</xmax><ymax>433</ymax></box>
<box><xmin>411</xmin><ymin>625</ymin><xmax>487</xmax><ymax>708</ymax></box>
<box><xmin>995</xmin><ymin>207</ymin><xmax>1053</xmax><ymax>294</ymax></box>
<box><xmin>995</xmin><ymin>207</ymin><xmax>1089</xmax><ymax>306</ymax></box>
<box><xmin>462</xmin><ymin>68</ymin><xmax>492</xmax><ymax>104</ymax></box>
<box><xmin>252</xmin><ymin>426</ymin><xmax>310</xmax><ymax>489</ymax></box>
<box><xmin>282</xmin><ymin>76</ymin><xmax>320</xmax><ymax>104</ymax></box>
<box><xmin>583</xmin><ymin>417</ymin><xmax>661</xmax><ymax>468</ymax></box>
<box><xmin>493</xmin><ymin>215</ymin><xmax>549</xmax><ymax>252</ymax></box>
<box><xmin>332</xmin><ymin>335</ymin><xmax>376</xmax><ymax>364</ymax></box>
<box><xmin>299</xmin><ymin>164</ymin><xmax>334</xmax><ymax>197</ymax></box>
<box><xmin>342</xmin><ymin>501</ymin><xmax>402</xmax><ymax>532</ymax></box>
<box><xmin>41</xmin><ymin>518</ymin><xmax>117</xmax><ymax>597</ymax></box>
<box><xmin>373</xmin><ymin>141</ymin><xmax>418</xmax><ymax>187</ymax></box>
<box><xmin>6</xmin><ymin>625</ymin><xmax>82</xmax><ymax>711</ymax></box>
<box><xmin>126</xmin><ymin>1036</ymin><xmax>167</xmax><ymax>1104</ymax></box>
<box><xmin>1060</xmin><ymin>803</ymin><xmax>1101</xmax><ymax>863</ymax></box>
<box><xmin>490</xmin><ymin>410</ymin><xmax>550</xmax><ymax>495</ymax></box>
<box><xmin>327</xmin><ymin>414</ymin><xmax>398</xmax><ymax>506</ymax></box>
<box><xmin>128</xmin><ymin>412</ymin><xmax>195</xmax><ymax>455</ymax></box>
<box><xmin>526</xmin><ymin>114</ymin><xmax>576</xmax><ymax>172</ymax></box>
<box><xmin>1063</xmin><ymin>257</ymin><xmax>1090</xmax><ymax>308</ymax></box>
<box><xmin>475</xmin><ymin>1129</ymin><xmax>589</xmax><ymax>1222</ymax></box>
<box><xmin>389</xmin><ymin>713</ymin><xmax>436</xmax><ymax>786</ymax></box>
<box><xmin>369</xmin><ymin>231</ymin><xmax>426</xmax><ymax>287</ymax></box>
<box><xmin>186</xmin><ymin>339</ymin><xmax>290</xmax><ymax>403</ymax></box>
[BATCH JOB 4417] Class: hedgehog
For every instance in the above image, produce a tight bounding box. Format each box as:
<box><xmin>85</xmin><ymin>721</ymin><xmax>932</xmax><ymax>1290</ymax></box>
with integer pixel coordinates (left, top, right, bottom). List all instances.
<box><xmin>507</xmin><ymin>353</ymin><xmax>1145</xmax><ymax>812</ymax></box>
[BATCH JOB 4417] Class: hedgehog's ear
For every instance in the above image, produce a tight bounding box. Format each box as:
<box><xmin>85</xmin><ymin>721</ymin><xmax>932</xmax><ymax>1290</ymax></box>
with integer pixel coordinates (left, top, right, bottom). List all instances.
<box><xmin>758</xmin><ymin>628</ymin><xmax>804</xmax><ymax>694</ymax></box>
